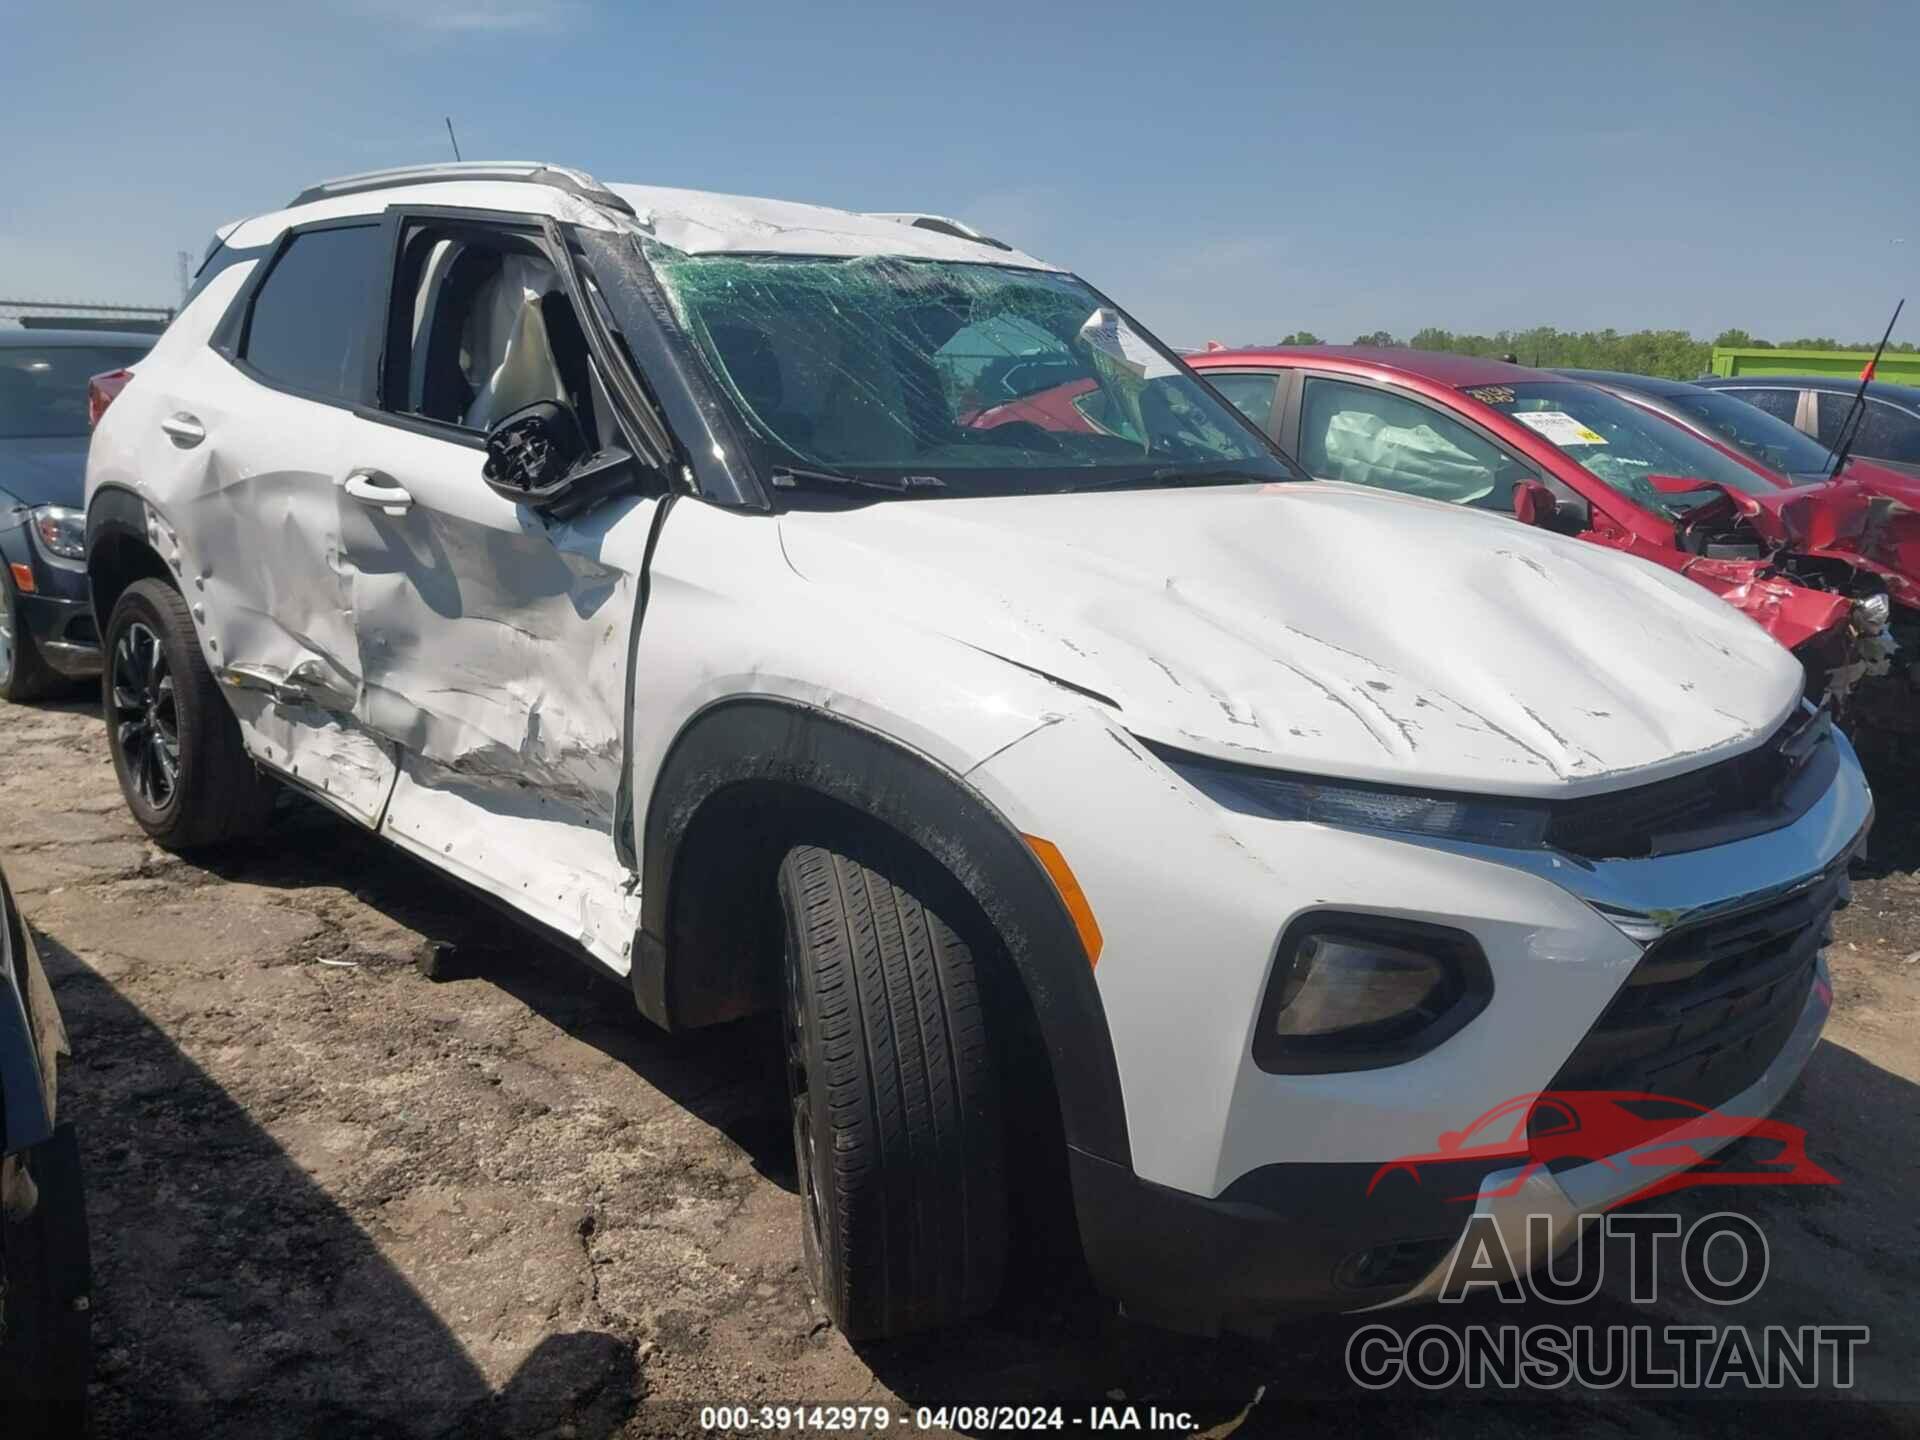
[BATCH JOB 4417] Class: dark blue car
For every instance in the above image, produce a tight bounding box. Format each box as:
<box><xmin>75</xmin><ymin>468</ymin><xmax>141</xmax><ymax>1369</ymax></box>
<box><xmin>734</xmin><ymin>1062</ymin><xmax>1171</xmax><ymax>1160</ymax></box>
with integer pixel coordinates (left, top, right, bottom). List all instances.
<box><xmin>1</xmin><ymin>860</ymin><xmax>90</xmax><ymax>1435</ymax></box>
<box><xmin>1695</xmin><ymin>373</ymin><xmax>1920</xmax><ymax>479</ymax></box>
<box><xmin>1</xmin><ymin>329</ymin><xmax>153</xmax><ymax>702</ymax></box>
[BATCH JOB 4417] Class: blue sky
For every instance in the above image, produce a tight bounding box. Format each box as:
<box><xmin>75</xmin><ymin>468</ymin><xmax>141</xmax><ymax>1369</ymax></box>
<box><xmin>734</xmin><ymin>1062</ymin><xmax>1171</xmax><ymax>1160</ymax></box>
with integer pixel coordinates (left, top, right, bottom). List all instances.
<box><xmin>4</xmin><ymin>1</ymin><xmax>1914</xmax><ymax>347</ymax></box>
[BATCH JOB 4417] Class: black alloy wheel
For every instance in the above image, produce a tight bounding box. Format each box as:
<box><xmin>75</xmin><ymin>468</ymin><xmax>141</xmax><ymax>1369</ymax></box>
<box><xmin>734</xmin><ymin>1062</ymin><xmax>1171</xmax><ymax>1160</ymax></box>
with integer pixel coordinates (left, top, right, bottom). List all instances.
<box><xmin>109</xmin><ymin>620</ymin><xmax>180</xmax><ymax>809</ymax></box>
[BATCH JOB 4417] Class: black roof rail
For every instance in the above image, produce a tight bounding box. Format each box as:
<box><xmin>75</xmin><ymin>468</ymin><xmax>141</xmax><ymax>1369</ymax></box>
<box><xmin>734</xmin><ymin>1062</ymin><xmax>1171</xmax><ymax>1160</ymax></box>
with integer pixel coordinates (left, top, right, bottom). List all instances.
<box><xmin>287</xmin><ymin>162</ymin><xmax>635</xmax><ymax>217</ymax></box>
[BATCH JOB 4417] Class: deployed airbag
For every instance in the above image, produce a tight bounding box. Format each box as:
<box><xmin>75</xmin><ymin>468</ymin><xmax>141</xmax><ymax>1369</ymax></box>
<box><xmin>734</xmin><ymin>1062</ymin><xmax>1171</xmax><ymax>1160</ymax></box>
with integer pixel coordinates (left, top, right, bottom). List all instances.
<box><xmin>1318</xmin><ymin>408</ymin><xmax>1495</xmax><ymax>503</ymax></box>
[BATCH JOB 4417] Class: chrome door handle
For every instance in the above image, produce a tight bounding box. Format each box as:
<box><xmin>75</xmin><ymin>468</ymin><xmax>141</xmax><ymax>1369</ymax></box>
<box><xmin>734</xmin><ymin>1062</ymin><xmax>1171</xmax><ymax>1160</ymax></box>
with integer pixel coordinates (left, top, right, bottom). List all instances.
<box><xmin>342</xmin><ymin>469</ymin><xmax>413</xmax><ymax>517</ymax></box>
<box><xmin>160</xmin><ymin>413</ymin><xmax>205</xmax><ymax>448</ymax></box>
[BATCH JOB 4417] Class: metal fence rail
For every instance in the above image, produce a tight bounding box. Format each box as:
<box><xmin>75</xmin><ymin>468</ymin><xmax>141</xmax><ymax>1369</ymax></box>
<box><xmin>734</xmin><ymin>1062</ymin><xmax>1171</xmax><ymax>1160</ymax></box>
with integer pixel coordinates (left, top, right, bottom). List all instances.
<box><xmin>1</xmin><ymin>298</ymin><xmax>174</xmax><ymax>333</ymax></box>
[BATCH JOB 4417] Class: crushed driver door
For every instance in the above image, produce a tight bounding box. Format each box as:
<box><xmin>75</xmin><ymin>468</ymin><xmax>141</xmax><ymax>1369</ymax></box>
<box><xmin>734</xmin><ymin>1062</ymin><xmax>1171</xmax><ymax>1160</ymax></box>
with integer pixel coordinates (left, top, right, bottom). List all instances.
<box><xmin>332</xmin><ymin>210</ymin><xmax>662</xmax><ymax>972</ymax></box>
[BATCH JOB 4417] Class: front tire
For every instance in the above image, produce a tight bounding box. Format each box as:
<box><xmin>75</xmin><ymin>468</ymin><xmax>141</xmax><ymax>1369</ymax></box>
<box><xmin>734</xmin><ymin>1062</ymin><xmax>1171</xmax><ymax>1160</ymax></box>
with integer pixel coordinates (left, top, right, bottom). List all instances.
<box><xmin>778</xmin><ymin>841</ymin><xmax>1007</xmax><ymax>1340</ymax></box>
<box><xmin>102</xmin><ymin>578</ymin><xmax>275</xmax><ymax>849</ymax></box>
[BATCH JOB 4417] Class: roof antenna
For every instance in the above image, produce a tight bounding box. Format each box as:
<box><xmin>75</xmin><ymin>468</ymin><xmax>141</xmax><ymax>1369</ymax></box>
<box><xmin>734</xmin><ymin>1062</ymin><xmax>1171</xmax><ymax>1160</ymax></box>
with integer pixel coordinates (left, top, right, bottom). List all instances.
<box><xmin>1824</xmin><ymin>298</ymin><xmax>1904</xmax><ymax>481</ymax></box>
<box><xmin>444</xmin><ymin>116</ymin><xmax>463</xmax><ymax>163</ymax></box>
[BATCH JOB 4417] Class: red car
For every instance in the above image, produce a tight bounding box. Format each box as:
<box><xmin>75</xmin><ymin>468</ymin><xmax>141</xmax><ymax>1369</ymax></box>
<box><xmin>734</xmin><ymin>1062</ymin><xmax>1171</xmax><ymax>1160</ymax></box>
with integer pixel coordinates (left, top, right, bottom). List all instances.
<box><xmin>1187</xmin><ymin>347</ymin><xmax>1917</xmax><ymax>733</ymax></box>
<box><xmin>1367</xmin><ymin>1089</ymin><xmax>1836</xmax><ymax>1209</ymax></box>
<box><xmin>963</xmin><ymin>375</ymin><xmax>1103</xmax><ymax>435</ymax></box>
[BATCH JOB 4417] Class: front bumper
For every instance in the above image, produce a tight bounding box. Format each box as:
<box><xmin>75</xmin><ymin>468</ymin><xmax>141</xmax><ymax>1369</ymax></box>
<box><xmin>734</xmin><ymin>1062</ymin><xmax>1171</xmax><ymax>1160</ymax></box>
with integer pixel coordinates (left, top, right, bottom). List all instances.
<box><xmin>1069</xmin><ymin>951</ymin><xmax>1833</xmax><ymax>1339</ymax></box>
<box><xmin>4</xmin><ymin>524</ymin><xmax>99</xmax><ymax>678</ymax></box>
<box><xmin>1390</xmin><ymin>955</ymin><xmax>1831</xmax><ymax>1305</ymax></box>
<box><xmin>17</xmin><ymin>593</ymin><xmax>101</xmax><ymax>678</ymax></box>
<box><xmin>1067</xmin><ymin>1145</ymin><xmax>1503</xmax><ymax>1336</ymax></box>
<box><xmin>967</xmin><ymin>709</ymin><xmax>1869</xmax><ymax>1333</ymax></box>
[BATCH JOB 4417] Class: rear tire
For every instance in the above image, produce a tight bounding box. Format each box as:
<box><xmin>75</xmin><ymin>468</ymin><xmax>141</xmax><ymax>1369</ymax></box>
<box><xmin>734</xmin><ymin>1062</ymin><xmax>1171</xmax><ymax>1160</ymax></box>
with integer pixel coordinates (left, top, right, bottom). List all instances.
<box><xmin>0</xmin><ymin>565</ymin><xmax>62</xmax><ymax>703</ymax></box>
<box><xmin>778</xmin><ymin>841</ymin><xmax>1007</xmax><ymax>1340</ymax></box>
<box><xmin>102</xmin><ymin>578</ymin><xmax>275</xmax><ymax>850</ymax></box>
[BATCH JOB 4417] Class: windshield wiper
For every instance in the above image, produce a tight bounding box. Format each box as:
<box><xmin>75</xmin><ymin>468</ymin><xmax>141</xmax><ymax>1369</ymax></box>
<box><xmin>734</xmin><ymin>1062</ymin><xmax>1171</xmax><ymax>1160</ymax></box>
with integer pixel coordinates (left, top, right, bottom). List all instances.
<box><xmin>1824</xmin><ymin>298</ymin><xmax>1904</xmax><ymax>482</ymax></box>
<box><xmin>1077</xmin><ymin>462</ymin><xmax>1283</xmax><ymax>493</ymax></box>
<box><xmin>769</xmin><ymin>466</ymin><xmax>946</xmax><ymax>496</ymax></box>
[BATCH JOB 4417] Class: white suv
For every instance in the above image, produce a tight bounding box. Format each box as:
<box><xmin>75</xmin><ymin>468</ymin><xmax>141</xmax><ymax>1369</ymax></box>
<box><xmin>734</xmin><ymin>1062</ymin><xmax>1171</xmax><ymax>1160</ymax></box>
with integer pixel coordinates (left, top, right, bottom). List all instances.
<box><xmin>86</xmin><ymin>162</ymin><xmax>1869</xmax><ymax>1339</ymax></box>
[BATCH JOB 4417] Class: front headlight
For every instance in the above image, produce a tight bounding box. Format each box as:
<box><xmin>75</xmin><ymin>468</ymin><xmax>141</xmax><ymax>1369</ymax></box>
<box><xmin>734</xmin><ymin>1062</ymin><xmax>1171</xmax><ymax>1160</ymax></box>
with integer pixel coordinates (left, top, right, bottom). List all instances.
<box><xmin>1255</xmin><ymin>915</ymin><xmax>1492</xmax><ymax>1073</ymax></box>
<box><xmin>29</xmin><ymin>505</ymin><xmax>87</xmax><ymax>561</ymax></box>
<box><xmin>1164</xmin><ymin>753</ymin><xmax>1549</xmax><ymax>848</ymax></box>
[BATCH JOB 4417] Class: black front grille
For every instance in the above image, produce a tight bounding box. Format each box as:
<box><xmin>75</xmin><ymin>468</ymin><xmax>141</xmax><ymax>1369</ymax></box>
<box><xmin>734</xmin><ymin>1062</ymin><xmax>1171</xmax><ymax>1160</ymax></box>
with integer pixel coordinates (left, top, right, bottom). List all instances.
<box><xmin>1543</xmin><ymin>862</ymin><xmax>1842</xmax><ymax>1112</ymax></box>
<box><xmin>1545</xmin><ymin>707</ymin><xmax>1836</xmax><ymax>861</ymax></box>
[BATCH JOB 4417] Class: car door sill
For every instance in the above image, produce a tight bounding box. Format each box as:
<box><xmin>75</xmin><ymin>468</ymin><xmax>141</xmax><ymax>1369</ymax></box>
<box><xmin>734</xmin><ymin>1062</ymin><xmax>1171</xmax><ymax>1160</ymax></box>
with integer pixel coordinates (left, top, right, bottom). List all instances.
<box><xmin>377</xmin><ymin>753</ymin><xmax>640</xmax><ymax>977</ymax></box>
<box><xmin>257</xmin><ymin>751</ymin><xmax>636</xmax><ymax>993</ymax></box>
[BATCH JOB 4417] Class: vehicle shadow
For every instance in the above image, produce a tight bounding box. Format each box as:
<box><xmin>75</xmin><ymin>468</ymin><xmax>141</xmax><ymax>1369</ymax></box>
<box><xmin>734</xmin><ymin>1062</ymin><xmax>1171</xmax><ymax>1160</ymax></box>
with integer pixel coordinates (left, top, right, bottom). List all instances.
<box><xmin>14</xmin><ymin>690</ymin><xmax>102</xmax><ymax>719</ymax></box>
<box><xmin>32</xmin><ymin>926</ymin><xmax>638</xmax><ymax>1439</ymax></box>
<box><xmin>201</xmin><ymin>797</ymin><xmax>800</xmax><ymax>1196</ymax></box>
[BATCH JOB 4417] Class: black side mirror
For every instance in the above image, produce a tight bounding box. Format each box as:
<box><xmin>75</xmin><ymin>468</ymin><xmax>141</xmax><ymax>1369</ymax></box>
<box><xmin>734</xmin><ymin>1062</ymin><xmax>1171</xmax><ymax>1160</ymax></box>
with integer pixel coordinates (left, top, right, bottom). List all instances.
<box><xmin>482</xmin><ymin>400</ymin><xmax>589</xmax><ymax>509</ymax></box>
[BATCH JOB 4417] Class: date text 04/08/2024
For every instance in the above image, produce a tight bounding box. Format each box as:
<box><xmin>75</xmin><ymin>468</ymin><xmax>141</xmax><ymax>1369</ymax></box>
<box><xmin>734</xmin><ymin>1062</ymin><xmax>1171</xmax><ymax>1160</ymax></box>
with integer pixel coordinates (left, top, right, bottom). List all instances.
<box><xmin>698</xmin><ymin>1404</ymin><xmax>1202</xmax><ymax>1431</ymax></box>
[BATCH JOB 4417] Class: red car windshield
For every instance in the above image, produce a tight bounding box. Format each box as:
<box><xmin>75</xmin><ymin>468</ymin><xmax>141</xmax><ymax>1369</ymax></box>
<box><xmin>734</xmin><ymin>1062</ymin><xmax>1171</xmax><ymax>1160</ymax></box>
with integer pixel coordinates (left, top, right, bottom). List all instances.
<box><xmin>1465</xmin><ymin>380</ymin><xmax>1782</xmax><ymax>516</ymax></box>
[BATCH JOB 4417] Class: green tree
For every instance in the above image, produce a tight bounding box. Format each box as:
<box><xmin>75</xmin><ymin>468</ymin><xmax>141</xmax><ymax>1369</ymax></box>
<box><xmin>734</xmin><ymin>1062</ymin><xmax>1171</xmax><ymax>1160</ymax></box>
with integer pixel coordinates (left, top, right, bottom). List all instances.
<box><xmin>1276</xmin><ymin>330</ymin><xmax>1323</xmax><ymax>345</ymax></box>
<box><xmin>1351</xmin><ymin>330</ymin><xmax>1399</xmax><ymax>347</ymax></box>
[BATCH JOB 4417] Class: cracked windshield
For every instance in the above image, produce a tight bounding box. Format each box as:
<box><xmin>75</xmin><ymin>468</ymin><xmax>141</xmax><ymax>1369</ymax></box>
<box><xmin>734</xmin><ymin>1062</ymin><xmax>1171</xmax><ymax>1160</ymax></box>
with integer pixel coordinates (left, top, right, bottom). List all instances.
<box><xmin>650</xmin><ymin>248</ymin><xmax>1293</xmax><ymax>495</ymax></box>
<box><xmin>1468</xmin><ymin>380</ymin><xmax>1781</xmax><ymax>516</ymax></box>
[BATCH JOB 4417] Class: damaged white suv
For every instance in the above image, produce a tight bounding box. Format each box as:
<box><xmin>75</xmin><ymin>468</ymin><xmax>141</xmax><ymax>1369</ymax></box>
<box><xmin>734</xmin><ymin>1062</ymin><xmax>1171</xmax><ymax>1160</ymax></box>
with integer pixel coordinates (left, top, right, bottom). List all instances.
<box><xmin>87</xmin><ymin>162</ymin><xmax>1870</xmax><ymax>1339</ymax></box>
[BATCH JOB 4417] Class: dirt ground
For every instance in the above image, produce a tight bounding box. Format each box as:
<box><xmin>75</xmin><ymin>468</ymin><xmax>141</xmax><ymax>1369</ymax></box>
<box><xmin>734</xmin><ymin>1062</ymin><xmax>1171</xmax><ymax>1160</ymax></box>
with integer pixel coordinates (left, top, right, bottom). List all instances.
<box><xmin>2</xmin><ymin>693</ymin><xmax>1917</xmax><ymax>1438</ymax></box>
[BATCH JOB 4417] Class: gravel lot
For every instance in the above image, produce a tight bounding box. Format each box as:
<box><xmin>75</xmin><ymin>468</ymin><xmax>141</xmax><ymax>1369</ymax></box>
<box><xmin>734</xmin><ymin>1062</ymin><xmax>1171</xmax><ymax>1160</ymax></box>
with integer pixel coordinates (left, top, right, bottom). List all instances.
<box><xmin>3</xmin><ymin>694</ymin><xmax>1917</xmax><ymax>1438</ymax></box>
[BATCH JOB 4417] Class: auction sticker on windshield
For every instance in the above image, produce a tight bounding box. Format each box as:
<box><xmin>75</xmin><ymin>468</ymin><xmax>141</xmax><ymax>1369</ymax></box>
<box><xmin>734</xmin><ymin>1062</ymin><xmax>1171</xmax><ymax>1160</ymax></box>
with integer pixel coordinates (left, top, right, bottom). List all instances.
<box><xmin>1514</xmin><ymin>410</ymin><xmax>1609</xmax><ymax>446</ymax></box>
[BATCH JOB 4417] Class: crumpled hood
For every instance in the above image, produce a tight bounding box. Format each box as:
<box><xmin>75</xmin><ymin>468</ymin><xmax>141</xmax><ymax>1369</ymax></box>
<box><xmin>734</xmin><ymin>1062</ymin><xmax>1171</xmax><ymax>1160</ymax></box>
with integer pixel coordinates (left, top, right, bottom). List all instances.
<box><xmin>0</xmin><ymin>436</ymin><xmax>88</xmax><ymax>510</ymax></box>
<box><xmin>778</xmin><ymin>483</ymin><xmax>1804</xmax><ymax>798</ymax></box>
<box><xmin>1721</xmin><ymin>469</ymin><xmax>1920</xmax><ymax>605</ymax></box>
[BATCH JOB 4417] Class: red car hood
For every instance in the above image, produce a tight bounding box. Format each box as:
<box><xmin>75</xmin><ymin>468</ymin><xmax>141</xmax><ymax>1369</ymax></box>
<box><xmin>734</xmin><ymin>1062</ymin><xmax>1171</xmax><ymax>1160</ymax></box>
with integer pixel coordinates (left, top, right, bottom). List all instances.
<box><xmin>1707</xmin><ymin>470</ymin><xmax>1920</xmax><ymax>605</ymax></box>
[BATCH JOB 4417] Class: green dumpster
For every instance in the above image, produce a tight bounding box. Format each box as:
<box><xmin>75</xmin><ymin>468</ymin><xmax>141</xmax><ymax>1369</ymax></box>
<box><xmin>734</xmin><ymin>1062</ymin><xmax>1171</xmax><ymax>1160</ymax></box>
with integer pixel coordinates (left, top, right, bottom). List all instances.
<box><xmin>1709</xmin><ymin>346</ymin><xmax>1920</xmax><ymax>384</ymax></box>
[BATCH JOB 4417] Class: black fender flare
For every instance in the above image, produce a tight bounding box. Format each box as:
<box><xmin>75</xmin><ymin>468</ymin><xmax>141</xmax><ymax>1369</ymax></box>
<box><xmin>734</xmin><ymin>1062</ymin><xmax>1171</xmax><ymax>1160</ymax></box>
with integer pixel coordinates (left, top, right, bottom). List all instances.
<box><xmin>636</xmin><ymin>696</ymin><xmax>1132</xmax><ymax>1166</ymax></box>
<box><xmin>84</xmin><ymin>486</ymin><xmax>169</xmax><ymax>623</ymax></box>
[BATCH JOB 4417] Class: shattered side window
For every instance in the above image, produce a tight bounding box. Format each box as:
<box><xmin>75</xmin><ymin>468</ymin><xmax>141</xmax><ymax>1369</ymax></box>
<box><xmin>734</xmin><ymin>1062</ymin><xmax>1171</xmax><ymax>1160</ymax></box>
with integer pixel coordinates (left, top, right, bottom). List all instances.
<box><xmin>645</xmin><ymin>246</ymin><xmax>1289</xmax><ymax>496</ymax></box>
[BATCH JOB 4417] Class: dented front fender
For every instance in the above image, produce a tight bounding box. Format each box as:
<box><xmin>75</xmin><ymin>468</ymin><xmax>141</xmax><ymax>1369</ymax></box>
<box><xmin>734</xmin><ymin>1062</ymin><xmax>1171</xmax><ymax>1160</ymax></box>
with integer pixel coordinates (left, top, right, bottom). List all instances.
<box><xmin>1679</xmin><ymin>559</ymin><xmax>1855</xmax><ymax>651</ymax></box>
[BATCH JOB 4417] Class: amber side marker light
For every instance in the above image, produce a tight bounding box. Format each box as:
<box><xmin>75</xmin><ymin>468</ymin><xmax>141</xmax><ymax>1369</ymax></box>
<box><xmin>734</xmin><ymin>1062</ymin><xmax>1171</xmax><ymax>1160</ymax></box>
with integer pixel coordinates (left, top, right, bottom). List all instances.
<box><xmin>8</xmin><ymin>563</ymin><xmax>34</xmax><ymax>595</ymax></box>
<box><xmin>1022</xmin><ymin>834</ymin><xmax>1103</xmax><ymax>967</ymax></box>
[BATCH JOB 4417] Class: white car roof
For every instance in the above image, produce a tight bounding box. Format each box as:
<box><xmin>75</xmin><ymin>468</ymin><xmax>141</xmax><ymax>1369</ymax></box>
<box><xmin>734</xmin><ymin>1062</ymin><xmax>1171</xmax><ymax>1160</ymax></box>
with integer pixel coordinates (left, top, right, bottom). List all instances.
<box><xmin>609</xmin><ymin>185</ymin><xmax>1057</xmax><ymax>270</ymax></box>
<box><xmin>223</xmin><ymin>162</ymin><xmax>1058</xmax><ymax>271</ymax></box>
